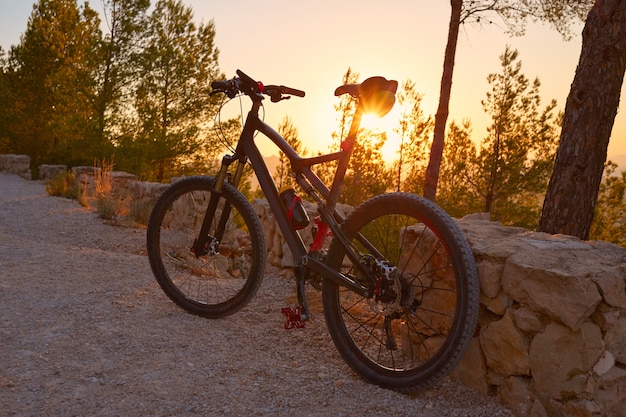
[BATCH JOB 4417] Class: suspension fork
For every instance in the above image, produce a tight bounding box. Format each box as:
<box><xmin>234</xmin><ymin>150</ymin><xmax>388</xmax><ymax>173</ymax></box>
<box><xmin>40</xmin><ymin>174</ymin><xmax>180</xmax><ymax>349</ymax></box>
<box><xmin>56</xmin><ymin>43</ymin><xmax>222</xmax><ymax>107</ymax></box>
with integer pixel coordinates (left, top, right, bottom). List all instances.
<box><xmin>192</xmin><ymin>154</ymin><xmax>245</xmax><ymax>256</ymax></box>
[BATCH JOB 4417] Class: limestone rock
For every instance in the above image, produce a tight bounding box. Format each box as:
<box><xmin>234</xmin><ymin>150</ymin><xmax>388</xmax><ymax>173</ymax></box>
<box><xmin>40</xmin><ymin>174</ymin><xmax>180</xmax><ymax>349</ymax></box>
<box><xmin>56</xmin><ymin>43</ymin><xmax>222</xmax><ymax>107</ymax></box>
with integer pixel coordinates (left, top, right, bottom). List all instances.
<box><xmin>502</xmin><ymin>252</ymin><xmax>602</xmax><ymax>331</ymax></box>
<box><xmin>480</xmin><ymin>292</ymin><xmax>511</xmax><ymax>315</ymax></box>
<box><xmin>498</xmin><ymin>376</ymin><xmax>535</xmax><ymax>417</ymax></box>
<box><xmin>0</xmin><ymin>154</ymin><xmax>31</xmax><ymax>179</ymax></box>
<box><xmin>594</xmin><ymin>366</ymin><xmax>626</xmax><ymax>417</ymax></box>
<box><xmin>529</xmin><ymin>321</ymin><xmax>604</xmax><ymax>400</ymax></box>
<box><xmin>605</xmin><ymin>315</ymin><xmax>626</xmax><ymax>366</ymax></box>
<box><xmin>592</xmin><ymin>267</ymin><xmax>626</xmax><ymax>309</ymax></box>
<box><xmin>562</xmin><ymin>399</ymin><xmax>602</xmax><ymax>417</ymax></box>
<box><xmin>451</xmin><ymin>337</ymin><xmax>490</xmax><ymax>394</ymax></box>
<box><xmin>38</xmin><ymin>164</ymin><xmax>67</xmax><ymax>180</ymax></box>
<box><xmin>513</xmin><ymin>306</ymin><xmax>543</xmax><ymax>334</ymax></box>
<box><xmin>480</xmin><ymin>311</ymin><xmax>530</xmax><ymax>377</ymax></box>
<box><xmin>478</xmin><ymin>259</ymin><xmax>503</xmax><ymax>298</ymax></box>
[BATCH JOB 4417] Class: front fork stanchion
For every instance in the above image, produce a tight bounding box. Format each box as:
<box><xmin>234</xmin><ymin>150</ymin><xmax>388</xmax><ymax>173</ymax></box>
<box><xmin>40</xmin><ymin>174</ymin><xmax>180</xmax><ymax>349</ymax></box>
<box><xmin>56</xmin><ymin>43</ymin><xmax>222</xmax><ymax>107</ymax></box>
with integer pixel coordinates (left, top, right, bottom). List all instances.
<box><xmin>192</xmin><ymin>155</ymin><xmax>237</xmax><ymax>256</ymax></box>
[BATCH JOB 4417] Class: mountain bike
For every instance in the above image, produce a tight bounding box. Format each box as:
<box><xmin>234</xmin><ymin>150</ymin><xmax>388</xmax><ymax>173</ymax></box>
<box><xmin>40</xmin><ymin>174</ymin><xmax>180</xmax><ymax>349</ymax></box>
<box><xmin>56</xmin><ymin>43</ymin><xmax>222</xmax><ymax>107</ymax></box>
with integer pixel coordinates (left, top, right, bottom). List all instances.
<box><xmin>146</xmin><ymin>70</ymin><xmax>479</xmax><ymax>391</ymax></box>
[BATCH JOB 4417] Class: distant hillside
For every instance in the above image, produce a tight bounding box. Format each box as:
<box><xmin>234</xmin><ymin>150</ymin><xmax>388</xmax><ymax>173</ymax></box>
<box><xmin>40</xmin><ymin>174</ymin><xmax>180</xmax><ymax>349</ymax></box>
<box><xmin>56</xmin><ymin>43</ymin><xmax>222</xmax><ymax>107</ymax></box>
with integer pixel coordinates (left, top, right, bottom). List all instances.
<box><xmin>249</xmin><ymin>154</ymin><xmax>280</xmax><ymax>191</ymax></box>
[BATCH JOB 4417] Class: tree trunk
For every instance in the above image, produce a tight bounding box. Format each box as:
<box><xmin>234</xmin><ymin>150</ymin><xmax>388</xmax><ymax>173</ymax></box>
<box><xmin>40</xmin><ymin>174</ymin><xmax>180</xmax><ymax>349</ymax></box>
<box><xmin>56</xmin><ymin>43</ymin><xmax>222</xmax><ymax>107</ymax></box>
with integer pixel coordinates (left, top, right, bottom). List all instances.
<box><xmin>423</xmin><ymin>0</ymin><xmax>462</xmax><ymax>201</ymax></box>
<box><xmin>538</xmin><ymin>0</ymin><xmax>626</xmax><ymax>239</ymax></box>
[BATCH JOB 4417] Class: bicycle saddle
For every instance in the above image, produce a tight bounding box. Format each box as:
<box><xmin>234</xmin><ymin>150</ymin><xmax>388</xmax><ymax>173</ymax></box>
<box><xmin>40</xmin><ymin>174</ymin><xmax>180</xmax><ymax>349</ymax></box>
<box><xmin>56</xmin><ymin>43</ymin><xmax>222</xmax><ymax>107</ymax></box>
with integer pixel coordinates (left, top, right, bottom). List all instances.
<box><xmin>334</xmin><ymin>76</ymin><xmax>398</xmax><ymax>117</ymax></box>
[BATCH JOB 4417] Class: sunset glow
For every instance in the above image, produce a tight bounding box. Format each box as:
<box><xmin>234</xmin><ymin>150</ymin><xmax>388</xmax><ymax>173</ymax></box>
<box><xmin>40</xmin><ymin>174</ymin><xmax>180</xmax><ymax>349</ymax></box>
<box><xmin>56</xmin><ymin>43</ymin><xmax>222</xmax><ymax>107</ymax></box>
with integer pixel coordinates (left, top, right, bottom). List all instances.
<box><xmin>1</xmin><ymin>1</ymin><xmax>625</xmax><ymax>166</ymax></box>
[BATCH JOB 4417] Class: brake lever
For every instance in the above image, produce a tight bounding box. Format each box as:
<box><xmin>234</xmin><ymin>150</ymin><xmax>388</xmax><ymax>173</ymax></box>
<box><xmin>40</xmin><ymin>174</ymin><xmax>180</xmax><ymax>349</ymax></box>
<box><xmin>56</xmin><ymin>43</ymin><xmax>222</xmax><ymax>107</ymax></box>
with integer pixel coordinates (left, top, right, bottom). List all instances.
<box><xmin>270</xmin><ymin>95</ymin><xmax>291</xmax><ymax>103</ymax></box>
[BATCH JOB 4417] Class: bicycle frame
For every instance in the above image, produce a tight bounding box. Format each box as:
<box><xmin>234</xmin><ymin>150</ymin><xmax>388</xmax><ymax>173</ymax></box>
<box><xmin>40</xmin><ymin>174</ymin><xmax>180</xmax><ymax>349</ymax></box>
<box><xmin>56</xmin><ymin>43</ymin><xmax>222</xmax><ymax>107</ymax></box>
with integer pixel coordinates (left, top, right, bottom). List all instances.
<box><xmin>204</xmin><ymin>96</ymin><xmax>379</xmax><ymax>316</ymax></box>
<box><xmin>147</xmin><ymin>73</ymin><xmax>480</xmax><ymax>390</ymax></box>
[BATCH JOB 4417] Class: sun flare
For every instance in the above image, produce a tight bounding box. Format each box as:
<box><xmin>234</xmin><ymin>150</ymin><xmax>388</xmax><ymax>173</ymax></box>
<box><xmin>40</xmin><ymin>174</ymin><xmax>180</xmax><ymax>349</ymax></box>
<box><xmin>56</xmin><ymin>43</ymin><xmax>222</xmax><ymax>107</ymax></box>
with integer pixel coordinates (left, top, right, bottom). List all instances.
<box><xmin>359</xmin><ymin>106</ymin><xmax>405</xmax><ymax>165</ymax></box>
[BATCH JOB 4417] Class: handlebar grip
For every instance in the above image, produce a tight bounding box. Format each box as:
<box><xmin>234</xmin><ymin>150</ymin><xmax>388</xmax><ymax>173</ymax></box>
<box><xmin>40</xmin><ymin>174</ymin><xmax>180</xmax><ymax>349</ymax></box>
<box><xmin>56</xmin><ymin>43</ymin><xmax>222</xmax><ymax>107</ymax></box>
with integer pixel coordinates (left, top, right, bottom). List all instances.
<box><xmin>211</xmin><ymin>80</ymin><xmax>234</xmax><ymax>91</ymax></box>
<box><xmin>283</xmin><ymin>86</ymin><xmax>305</xmax><ymax>97</ymax></box>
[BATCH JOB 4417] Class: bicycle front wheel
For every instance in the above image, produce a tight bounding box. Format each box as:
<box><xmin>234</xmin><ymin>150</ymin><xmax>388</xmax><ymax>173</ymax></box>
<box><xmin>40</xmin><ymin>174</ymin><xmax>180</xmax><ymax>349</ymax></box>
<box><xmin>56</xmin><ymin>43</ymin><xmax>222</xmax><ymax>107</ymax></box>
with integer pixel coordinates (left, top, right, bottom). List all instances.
<box><xmin>146</xmin><ymin>176</ymin><xmax>266</xmax><ymax>318</ymax></box>
<box><xmin>322</xmin><ymin>192</ymin><xmax>479</xmax><ymax>391</ymax></box>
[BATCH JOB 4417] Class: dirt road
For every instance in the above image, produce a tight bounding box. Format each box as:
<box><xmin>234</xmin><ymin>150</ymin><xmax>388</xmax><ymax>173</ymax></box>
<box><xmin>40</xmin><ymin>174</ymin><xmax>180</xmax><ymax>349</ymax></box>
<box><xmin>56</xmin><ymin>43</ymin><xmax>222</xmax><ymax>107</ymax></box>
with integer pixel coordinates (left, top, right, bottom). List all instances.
<box><xmin>0</xmin><ymin>172</ymin><xmax>513</xmax><ymax>417</ymax></box>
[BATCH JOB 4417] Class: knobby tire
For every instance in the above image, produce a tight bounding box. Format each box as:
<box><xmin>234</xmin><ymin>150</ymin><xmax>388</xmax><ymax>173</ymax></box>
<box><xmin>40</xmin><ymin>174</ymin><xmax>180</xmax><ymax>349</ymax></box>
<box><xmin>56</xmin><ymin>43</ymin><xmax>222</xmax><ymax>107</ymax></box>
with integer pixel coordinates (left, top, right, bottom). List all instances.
<box><xmin>322</xmin><ymin>192</ymin><xmax>479</xmax><ymax>392</ymax></box>
<box><xmin>146</xmin><ymin>176</ymin><xmax>266</xmax><ymax>318</ymax></box>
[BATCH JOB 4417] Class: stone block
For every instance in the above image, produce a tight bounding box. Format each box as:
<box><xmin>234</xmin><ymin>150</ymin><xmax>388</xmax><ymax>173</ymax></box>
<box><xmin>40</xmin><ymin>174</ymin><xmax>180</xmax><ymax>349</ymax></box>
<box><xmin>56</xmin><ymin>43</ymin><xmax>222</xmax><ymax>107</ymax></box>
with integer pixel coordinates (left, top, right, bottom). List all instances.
<box><xmin>605</xmin><ymin>315</ymin><xmax>626</xmax><ymax>365</ymax></box>
<box><xmin>451</xmin><ymin>337</ymin><xmax>490</xmax><ymax>394</ymax></box>
<box><xmin>498</xmin><ymin>376</ymin><xmax>535</xmax><ymax>417</ymax></box>
<box><xmin>477</xmin><ymin>259</ymin><xmax>503</xmax><ymax>298</ymax></box>
<box><xmin>38</xmin><ymin>164</ymin><xmax>68</xmax><ymax>180</ymax></box>
<box><xmin>530</xmin><ymin>321</ymin><xmax>604</xmax><ymax>400</ymax></box>
<box><xmin>502</xmin><ymin>254</ymin><xmax>602</xmax><ymax>331</ymax></box>
<box><xmin>480</xmin><ymin>310</ymin><xmax>530</xmax><ymax>377</ymax></box>
<box><xmin>513</xmin><ymin>306</ymin><xmax>543</xmax><ymax>334</ymax></box>
<box><xmin>0</xmin><ymin>154</ymin><xmax>31</xmax><ymax>179</ymax></box>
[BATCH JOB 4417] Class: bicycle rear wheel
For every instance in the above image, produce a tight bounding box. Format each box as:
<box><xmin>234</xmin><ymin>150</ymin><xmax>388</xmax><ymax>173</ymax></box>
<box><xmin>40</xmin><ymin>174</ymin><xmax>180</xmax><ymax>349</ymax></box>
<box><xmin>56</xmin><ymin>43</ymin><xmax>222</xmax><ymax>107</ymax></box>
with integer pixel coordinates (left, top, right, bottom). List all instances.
<box><xmin>322</xmin><ymin>192</ymin><xmax>479</xmax><ymax>391</ymax></box>
<box><xmin>146</xmin><ymin>176</ymin><xmax>266</xmax><ymax>318</ymax></box>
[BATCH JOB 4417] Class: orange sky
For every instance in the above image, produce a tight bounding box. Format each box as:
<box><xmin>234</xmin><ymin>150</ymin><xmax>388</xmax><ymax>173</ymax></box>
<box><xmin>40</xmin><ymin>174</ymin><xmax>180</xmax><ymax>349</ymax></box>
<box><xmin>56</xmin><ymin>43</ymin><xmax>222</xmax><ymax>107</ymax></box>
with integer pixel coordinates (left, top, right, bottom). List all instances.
<box><xmin>2</xmin><ymin>1</ymin><xmax>625</xmax><ymax>163</ymax></box>
<box><xmin>196</xmin><ymin>1</ymin><xmax>626</xmax><ymax>163</ymax></box>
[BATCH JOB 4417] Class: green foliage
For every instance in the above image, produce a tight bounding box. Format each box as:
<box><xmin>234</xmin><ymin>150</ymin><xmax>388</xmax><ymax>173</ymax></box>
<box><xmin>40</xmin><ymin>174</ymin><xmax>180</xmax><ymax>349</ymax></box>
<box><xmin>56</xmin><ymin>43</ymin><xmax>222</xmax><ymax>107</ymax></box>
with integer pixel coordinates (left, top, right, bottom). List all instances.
<box><xmin>393</xmin><ymin>80</ymin><xmax>434</xmax><ymax>194</ymax></box>
<box><xmin>128</xmin><ymin>199</ymin><xmax>153</xmax><ymax>226</ymax></box>
<box><xmin>436</xmin><ymin>121</ymin><xmax>483</xmax><ymax>218</ymax></box>
<box><xmin>340</xmin><ymin>130</ymin><xmax>393</xmax><ymax>206</ymax></box>
<box><xmin>89</xmin><ymin>0</ymin><xmax>150</xmax><ymax>161</ymax></box>
<box><xmin>590</xmin><ymin>162</ymin><xmax>626</xmax><ymax>247</ymax></box>
<box><xmin>460</xmin><ymin>1</ymin><xmax>593</xmax><ymax>39</ymax></box>
<box><xmin>1</xmin><ymin>0</ymin><xmax>223</xmax><ymax>182</ymax></box>
<box><xmin>131</xmin><ymin>0</ymin><xmax>222</xmax><ymax>181</ymax></box>
<box><xmin>423</xmin><ymin>47</ymin><xmax>560</xmax><ymax>229</ymax></box>
<box><xmin>96</xmin><ymin>194</ymin><xmax>120</xmax><ymax>220</ymax></box>
<box><xmin>466</xmin><ymin>46</ymin><xmax>559</xmax><ymax>228</ymax></box>
<box><xmin>2</xmin><ymin>0</ymin><xmax>102</xmax><ymax>168</ymax></box>
<box><xmin>316</xmin><ymin>68</ymin><xmax>360</xmax><ymax>187</ymax></box>
<box><xmin>273</xmin><ymin>116</ymin><xmax>306</xmax><ymax>190</ymax></box>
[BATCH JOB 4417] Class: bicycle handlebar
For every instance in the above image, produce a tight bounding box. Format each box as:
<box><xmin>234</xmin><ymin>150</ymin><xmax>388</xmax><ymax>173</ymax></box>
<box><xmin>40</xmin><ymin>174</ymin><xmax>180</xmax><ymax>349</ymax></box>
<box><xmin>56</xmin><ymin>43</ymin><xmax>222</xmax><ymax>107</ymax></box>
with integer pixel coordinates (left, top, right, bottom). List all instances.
<box><xmin>210</xmin><ymin>69</ymin><xmax>305</xmax><ymax>102</ymax></box>
<box><xmin>211</xmin><ymin>69</ymin><xmax>397</xmax><ymax>117</ymax></box>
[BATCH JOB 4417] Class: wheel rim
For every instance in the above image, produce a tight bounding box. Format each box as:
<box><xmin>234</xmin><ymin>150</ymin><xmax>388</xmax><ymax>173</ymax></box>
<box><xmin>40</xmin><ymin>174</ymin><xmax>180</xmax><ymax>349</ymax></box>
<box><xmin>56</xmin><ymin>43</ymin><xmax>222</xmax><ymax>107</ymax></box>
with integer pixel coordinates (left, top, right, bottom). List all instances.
<box><xmin>335</xmin><ymin>211</ymin><xmax>464</xmax><ymax>373</ymax></box>
<box><xmin>155</xmin><ymin>187</ymin><xmax>257</xmax><ymax>308</ymax></box>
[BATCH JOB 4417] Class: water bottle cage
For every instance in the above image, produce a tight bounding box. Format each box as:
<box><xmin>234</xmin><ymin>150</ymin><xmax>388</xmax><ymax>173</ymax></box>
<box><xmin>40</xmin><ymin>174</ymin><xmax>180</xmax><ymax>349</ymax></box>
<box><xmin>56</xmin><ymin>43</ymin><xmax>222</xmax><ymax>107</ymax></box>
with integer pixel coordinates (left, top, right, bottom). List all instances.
<box><xmin>286</xmin><ymin>194</ymin><xmax>308</xmax><ymax>230</ymax></box>
<box><xmin>286</xmin><ymin>194</ymin><xmax>301</xmax><ymax>224</ymax></box>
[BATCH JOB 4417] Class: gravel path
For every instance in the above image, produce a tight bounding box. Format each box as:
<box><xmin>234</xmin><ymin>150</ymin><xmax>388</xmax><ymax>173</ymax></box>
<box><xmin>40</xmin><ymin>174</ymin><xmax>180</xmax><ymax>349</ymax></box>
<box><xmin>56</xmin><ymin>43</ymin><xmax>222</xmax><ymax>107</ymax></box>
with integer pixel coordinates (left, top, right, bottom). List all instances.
<box><xmin>0</xmin><ymin>172</ymin><xmax>514</xmax><ymax>417</ymax></box>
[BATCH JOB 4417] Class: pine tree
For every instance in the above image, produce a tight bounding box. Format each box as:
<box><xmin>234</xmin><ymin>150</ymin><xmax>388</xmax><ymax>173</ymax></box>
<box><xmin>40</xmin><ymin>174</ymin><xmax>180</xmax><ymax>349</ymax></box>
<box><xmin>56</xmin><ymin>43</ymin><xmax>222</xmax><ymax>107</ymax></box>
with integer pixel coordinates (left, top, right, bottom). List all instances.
<box><xmin>133</xmin><ymin>0</ymin><xmax>222</xmax><ymax>181</ymax></box>
<box><xmin>339</xmin><ymin>130</ymin><xmax>393</xmax><ymax>206</ymax></box>
<box><xmin>424</xmin><ymin>0</ymin><xmax>592</xmax><ymax>201</ymax></box>
<box><xmin>436</xmin><ymin>120</ymin><xmax>482</xmax><ymax>218</ymax></box>
<box><xmin>589</xmin><ymin>162</ymin><xmax>626</xmax><ymax>247</ymax></box>
<box><xmin>316</xmin><ymin>68</ymin><xmax>359</xmax><ymax>187</ymax></box>
<box><xmin>90</xmin><ymin>0</ymin><xmax>150</xmax><ymax>161</ymax></box>
<box><xmin>392</xmin><ymin>80</ymin><xmax>433</xmax><ymax>194</ymax></box>
<box><xmin>468</xmin><ymin>46</ymin><xmax>559</xmax><ymax>228</ymax></box>
<box><xmin>0</xmin><ymin>47</ymin><xmax>9</xmax><ymax>153</ymax></box>
<box><xmin>273</xmin><ymin>116</ymin><xmax>306</xmax><ymax>190</ymax></box>
<box><xmin>3</xmin><ymin>0</ymin><xmax>101</xmax><ymax>169</ymax></box>
<box><xmin>539</xmin><ymin>0</ymin><xmax>626</xmax><ymax>239</ymax></box>
<box><xmin>322</xmin><ymin>68</ymin><xmax>393</xmax><ymax>206</ymax></box>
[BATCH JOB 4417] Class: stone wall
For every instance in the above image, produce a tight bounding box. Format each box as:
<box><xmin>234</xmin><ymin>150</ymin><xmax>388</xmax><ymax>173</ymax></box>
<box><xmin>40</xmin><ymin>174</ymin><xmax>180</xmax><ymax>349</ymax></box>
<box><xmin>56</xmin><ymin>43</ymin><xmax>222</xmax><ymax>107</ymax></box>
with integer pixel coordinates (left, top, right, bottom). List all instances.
<box><xmin>0</xmin><ymin>154</ymin><xmax>32</xmax><ymax>179</ymax></box>
<box><xmin>39</xmin><ymin>164</ymin><xmax>68</xmax><ymax>180</ymax></box>
<box><xmin>454</xmin><ymin>219</ymin><xmax>626</xmax><ymax>417</ymax></box>
<box><xmin>2</xmin><ymin>158</ymin><xmax>625</xmax><ymax>416</ymax></box>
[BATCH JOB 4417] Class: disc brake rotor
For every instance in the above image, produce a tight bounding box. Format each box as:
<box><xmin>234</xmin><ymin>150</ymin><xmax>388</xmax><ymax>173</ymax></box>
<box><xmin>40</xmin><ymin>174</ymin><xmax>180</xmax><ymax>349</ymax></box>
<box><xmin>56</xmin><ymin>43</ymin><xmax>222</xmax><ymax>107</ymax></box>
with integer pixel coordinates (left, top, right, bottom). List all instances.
<box><xmin>367</xmin><ymin>260</ymin><xmax>402</xmax><ymax>316</ymax></box>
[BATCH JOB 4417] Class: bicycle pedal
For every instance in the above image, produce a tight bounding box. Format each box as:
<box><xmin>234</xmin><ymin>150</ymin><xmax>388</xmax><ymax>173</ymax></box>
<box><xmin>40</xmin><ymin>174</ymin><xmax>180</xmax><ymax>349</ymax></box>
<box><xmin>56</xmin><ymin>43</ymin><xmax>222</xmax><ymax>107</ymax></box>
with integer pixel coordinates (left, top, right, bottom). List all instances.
<box><xmin>281</xmin><ymin>306</ymin><xmax>305</xmax><ymax>329</ymax></box>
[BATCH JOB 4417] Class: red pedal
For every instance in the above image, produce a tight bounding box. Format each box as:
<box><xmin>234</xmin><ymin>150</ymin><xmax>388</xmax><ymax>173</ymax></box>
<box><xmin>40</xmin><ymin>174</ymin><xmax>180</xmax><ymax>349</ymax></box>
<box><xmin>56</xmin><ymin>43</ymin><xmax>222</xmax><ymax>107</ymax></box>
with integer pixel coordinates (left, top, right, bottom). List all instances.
<box><xmin>281</xmin><ymin>306</ymin><xmax>305</xmax><ymax>329</ymax></box>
